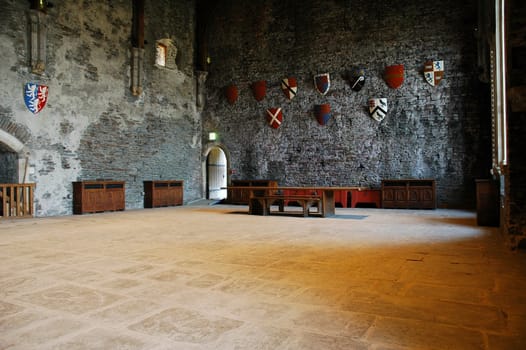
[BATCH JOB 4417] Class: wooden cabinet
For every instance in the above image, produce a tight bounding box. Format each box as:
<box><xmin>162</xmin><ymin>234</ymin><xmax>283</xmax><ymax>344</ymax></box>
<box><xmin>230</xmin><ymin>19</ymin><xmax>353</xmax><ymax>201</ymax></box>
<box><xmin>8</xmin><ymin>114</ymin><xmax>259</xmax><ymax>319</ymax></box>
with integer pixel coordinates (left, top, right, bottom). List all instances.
<box><xmin>144</xmin><ymin>180</ymin><xmax>183</xmax><ymax>208</ymax></box>
<box><xmin>475</xmin><ymin>179</ymin><xmax>499</xmax><ymax>226</ymax></box>
<box><xmin>382</xmin><ymin>179</ymin><xmax>436</xmax><ymax>209</ymax></box>
<box><xmin>73</xmin><ymin>181</ymin><xmax>125</xmax><ymax>214</ymax></box>
<box><xmin>227</xmin><ymin>180</ymin><xmax>278</xmax><ymax>204</ymax></box>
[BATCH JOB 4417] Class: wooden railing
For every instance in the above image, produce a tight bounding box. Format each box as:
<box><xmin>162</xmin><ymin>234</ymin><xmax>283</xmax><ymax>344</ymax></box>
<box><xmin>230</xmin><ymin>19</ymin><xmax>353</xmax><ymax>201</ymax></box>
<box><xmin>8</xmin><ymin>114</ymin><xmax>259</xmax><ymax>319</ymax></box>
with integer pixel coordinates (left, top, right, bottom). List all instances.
<box><xmin>0</xmin><ymin>183</ymin><xmax>36</xmax><ymax>219</ymax></box>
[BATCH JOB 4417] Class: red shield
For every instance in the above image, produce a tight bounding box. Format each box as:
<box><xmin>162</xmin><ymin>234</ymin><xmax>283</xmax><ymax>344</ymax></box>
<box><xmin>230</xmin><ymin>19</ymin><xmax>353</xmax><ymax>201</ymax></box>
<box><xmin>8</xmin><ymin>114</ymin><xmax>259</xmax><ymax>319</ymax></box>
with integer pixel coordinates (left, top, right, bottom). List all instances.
<box><xmin>251</xmin><ymin>80</ymin><xmax>266</xmax><ymax>101</ymax></box>
<box><xmin>225</xmin><ymin>84</ymin><xmax>238</xmax><ymax>105</ymax></box>
<box><xmin>384</xmin><ymin>64</ymin><xmax>404</xmax><ymax>89</ymax></box>
<box><xmin>314</xmin><ymin>104</ymin><xmax>331</xmax><ymax>125</ymax></box>
<box><xmin>266</xmin><ymin>107</ymin><xmax>283</xmax><ymax>129</ymax></box>
<box><xmin>314</xmin><ymin>73</ymin><xmax>330</xmax><ymax>95</ymax></box>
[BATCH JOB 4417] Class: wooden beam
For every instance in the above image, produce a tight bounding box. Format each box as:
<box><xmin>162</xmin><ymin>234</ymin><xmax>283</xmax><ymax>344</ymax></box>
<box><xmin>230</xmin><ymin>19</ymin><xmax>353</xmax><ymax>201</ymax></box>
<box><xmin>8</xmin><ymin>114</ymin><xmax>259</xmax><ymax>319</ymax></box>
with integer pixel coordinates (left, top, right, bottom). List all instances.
<box><xmin>132</xmin><ymin>0</ymin><xmax>144</xmax><ymax>48</ymax></box>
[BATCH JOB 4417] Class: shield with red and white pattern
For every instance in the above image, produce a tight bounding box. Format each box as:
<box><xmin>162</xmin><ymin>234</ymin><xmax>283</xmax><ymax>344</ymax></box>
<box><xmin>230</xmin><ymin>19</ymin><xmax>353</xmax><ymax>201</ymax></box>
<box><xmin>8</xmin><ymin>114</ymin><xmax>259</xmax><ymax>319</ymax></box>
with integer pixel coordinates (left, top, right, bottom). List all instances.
<box><xmin>24</xmin><ymin>82</ymin><xmax>48</xmax><ymax>114</ymax></box>
<box><xmin>314</xmin><ymin>73</ymin><xmax>330</xmax><ymax>95</ymax></box>
<box><xmin>424</xmin><ymin>60</ymin><xmax>444</xmax><ymax>86</ymax></box>
<box><xmin>266</xmin><ymin>108</ymin><xmax>283</xmax><ymax>129</ymax></box>
<box><xmin>384</xmin><ymin>64</ymin><xmax>404</xmax><ymax>89</ymax></box>
<box><xmin>281</xmin><ymin>77</ymin><xmax>297</xmax><ymax>100</ymax></box>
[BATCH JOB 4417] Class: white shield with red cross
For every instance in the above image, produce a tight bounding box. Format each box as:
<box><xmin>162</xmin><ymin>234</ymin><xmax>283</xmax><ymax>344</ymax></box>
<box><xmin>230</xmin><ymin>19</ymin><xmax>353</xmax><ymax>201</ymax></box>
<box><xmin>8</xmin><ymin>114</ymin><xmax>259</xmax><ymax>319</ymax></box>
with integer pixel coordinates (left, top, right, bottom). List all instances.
<box><xmin>266</xmin><ymin>107</ymin><xmax>283</xmax><ymax>129</ymax></box>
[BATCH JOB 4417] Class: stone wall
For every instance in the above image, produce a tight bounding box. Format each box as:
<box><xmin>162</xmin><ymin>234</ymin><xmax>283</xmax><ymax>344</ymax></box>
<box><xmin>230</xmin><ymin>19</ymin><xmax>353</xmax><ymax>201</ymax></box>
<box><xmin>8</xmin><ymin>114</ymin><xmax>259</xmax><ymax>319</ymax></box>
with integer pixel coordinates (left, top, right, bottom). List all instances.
<box><xmin>0</xmin><ymin>151</ymin><xmax>18</xmax><ymax>183</ymax></box>
<box><xmin>202</xmin><ymin>0</ymin><xmax>490</xmax><ymax>208</ymax></box>
<box><xmin>0</xmin><ymin>0</ymin><xmax>201</xmax><ymax>216</ymax></box>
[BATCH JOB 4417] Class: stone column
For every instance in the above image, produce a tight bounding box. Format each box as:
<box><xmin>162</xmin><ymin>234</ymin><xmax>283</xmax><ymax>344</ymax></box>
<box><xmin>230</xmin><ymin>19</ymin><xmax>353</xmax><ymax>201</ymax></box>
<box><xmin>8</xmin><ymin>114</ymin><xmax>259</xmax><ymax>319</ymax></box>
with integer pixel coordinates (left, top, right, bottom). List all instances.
<box><xmin>196</xmin><ymin>70</ymin><xmax>208</xmax><ymax>110</ymax></box>
<box><xmin>27</xmin><ymin>9</ymin><xmax>47</xmax><ymax>75</ymax></box>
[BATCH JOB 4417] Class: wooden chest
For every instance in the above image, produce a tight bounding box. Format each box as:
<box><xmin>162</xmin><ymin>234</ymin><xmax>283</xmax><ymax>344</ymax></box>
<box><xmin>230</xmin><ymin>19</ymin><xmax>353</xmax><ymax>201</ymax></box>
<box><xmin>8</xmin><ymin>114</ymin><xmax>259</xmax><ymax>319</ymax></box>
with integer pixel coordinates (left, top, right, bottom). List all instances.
<box><xmin>382</xmin><ymin>179</ymin><xmax>436</xmax><ymax>209</ymax></box>
<box><xmin>144</xmin><ymin>180</ymin><xmax>183</xmax><ymax>208</ymax></box>
<box><xmin>73</xmin><ymin>180</ymin><xmax>125</xmax><ymax>214</ymax></box>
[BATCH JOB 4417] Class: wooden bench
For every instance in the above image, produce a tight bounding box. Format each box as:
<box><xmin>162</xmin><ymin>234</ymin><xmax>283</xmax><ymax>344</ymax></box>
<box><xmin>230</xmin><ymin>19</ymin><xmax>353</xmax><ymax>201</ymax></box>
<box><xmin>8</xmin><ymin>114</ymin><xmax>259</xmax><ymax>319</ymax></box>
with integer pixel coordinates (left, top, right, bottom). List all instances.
<box><xmin>249</xmin><ymin>194</ymin><xmax>322</xmax><ymax>217</ymax></box>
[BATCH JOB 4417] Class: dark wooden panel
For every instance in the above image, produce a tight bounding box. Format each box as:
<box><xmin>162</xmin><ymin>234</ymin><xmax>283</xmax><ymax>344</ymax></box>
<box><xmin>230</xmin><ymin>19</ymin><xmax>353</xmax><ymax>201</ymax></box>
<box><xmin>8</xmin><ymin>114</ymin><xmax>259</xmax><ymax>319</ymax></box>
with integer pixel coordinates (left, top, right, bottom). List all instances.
<box><xmin>382</xmin><ymin>179</ymin><xmax>436</xmax><ymax>209</ymax></box>
<box><xmin>144</xmin><ymin>180</ymin><xmax>183</xmax><ymax>208</ymax></box>
<box><xmin>227</xmin><ymin>180</ymin><xmax>278</xmax><ymax>204</ymax></box>
<box><xmin>73</xmin><ymin>181</ymin><xmax>125</xmax><ymax>214</ymax></box>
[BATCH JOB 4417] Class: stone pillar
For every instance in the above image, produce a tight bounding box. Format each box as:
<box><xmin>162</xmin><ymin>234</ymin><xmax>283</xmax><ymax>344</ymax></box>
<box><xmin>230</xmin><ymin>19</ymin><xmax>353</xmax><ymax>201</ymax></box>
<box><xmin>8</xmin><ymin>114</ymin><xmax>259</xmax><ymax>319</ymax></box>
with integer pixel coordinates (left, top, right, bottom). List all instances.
<box><xmin>27</xmin><ymin>9</ymin><xmax>47</xmax><ymax>75</ymax></box>
<box><xmin>196</xmin><ymin>70</ymin><xmax>208</xmax><ymax>110</ymax></box>
<box><xmin>131</xmin><ymin>47</ymin><xmax>144</xmax><ymax>96</ymax></box>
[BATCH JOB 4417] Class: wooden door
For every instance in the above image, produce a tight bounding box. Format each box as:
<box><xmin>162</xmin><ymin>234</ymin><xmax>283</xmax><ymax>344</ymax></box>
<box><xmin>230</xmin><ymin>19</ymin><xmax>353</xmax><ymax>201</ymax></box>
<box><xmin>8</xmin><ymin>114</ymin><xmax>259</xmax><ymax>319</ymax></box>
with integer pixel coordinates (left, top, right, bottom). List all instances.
<box><xmin>207</xmin><ymin>147</ymin><xmax>227</xmax><ymax>200</ymax></box>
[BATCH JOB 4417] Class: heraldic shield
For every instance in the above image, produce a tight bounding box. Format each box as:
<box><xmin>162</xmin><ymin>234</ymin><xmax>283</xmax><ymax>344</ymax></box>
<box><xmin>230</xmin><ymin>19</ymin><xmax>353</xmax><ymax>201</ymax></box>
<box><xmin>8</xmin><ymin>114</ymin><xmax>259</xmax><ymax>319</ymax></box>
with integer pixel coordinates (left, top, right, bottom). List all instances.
<box><xmin>315</xmin><ymin>104</ymin><xmax>331</xmax><ymax>126</ymax></box>
<box><xmin>225</xmin><ymin>84</ymin><xmax>239</xmax><ymax>105</ymax></box>
<box><xmin>266</xmin><ymin>107</ymin><xmax>283</xmax><ymax>129</ymax></box>
<box><xmin>384</xmin><ymin>64</ymin><xmax>404</xmax><ymax>89</ymax></box>
<box><xmin>281</xmin><ymin>77</ymin><xmax>298</xmax><ymax>100</ymax></box>
<box><xmin>349</xmin><ymin>68</ymin><xmax>366</xmax><ymax>92</ymax></box>
<box><xmin>424</xmin><ymin>60</ymin><xmax>444</xmax><ymax>87</ymax></box>
<box><xmin>24</xmin><ymin>82</ymin><xmax>48</xmax><ymax>114</ymax></box>
<box><xmin>251</xmin><ymin>80</ymin><xmax>266</xmax><ymax>101</ymax></box>
<box><xmin>314</xmin><ymin>73</ymin><xmax>330</xmax><ymax>95</ymax></box>
<box><xmin>368</xmin><ymin>98</ymin><xmax>387</xmax><ymax>122</ymax></box>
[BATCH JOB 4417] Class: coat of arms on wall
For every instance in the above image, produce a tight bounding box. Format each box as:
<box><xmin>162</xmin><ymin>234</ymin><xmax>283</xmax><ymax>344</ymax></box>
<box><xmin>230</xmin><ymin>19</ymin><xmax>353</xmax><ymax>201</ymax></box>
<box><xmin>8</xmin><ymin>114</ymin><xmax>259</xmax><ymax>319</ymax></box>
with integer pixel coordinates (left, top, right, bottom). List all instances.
<box><xmin>314</xmin><ymin>73</ymin><xmax>330</xmax><ymax>95</ymax></box>
<box><xmin>266</xmin><ymin>107</ymin><xmax>283</xmax><ymax>129</ymax></box>
<box><xmin>383</xmin><ymin>64</ymin><xmax>404</xmax><ymax>89</ymax></box>
<box><xmin>349</xmin><ymin>68</ymin><xmax>366</xmax><ymax>92</ymax></box>
<box><xmin>314</xmin><ymin>104</ymin><xmax>331</xmax><ymax>125</ymax></box>
<box><xmin>281</xmin><ymin>77</ymin><xmax>298</xmax><ymax>100</ymax></box>
<box><xmin>225</xmin><ymin>84</ymin><xmax>239</xmax><ymax>105</ymax></box>
<box><xmin>368</xmin><ymin>98</ymin><xmax>387</xmax><ymax>122</ymax></box>
<box><xmin>424</xmin><ymin>60</ymin><xmax>444</xmax><ymax>86</ymax></box>
<box><xmin>24</xmin><ymin>82</ymin><xmax>48</xmax><ymax>114</ymax></box>
<box><xmin>251</xmin><ymin>80</ymin><xmax>267</xmax><ymax>101</ymax></box>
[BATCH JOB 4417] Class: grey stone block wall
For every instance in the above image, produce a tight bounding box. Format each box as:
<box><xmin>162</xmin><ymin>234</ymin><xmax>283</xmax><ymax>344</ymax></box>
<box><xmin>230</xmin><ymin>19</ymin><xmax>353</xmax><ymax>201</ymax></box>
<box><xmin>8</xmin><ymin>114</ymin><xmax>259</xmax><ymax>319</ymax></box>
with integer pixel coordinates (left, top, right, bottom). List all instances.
<box><xmin>202</xmin><ymin>0</ymin><xmax>490</xmax><ymax>208</ymax></box>
<box><xmin>0</xmin><ymin>0</ymin><xmax>202</xmax><ymax>216</ymax></box>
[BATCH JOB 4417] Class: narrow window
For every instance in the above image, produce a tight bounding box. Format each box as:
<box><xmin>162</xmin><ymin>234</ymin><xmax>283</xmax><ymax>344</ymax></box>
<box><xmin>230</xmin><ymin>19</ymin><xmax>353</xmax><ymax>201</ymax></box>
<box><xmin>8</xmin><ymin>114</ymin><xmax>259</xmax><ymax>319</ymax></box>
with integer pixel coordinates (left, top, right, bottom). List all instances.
<box><xmin>156</xmin><ymin>43</ymin><xmax>167</xmax><ymax>67</ymax></box>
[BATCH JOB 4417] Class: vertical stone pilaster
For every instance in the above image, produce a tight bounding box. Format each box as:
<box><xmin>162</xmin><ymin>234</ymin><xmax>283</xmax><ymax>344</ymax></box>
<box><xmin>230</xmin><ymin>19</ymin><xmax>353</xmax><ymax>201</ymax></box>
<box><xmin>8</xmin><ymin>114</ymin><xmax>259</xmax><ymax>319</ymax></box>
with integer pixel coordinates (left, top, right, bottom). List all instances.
<box><xmin>131</xmin><ymin>47</ymin><xmax>144</xmax><ymax>96</ymax></box>
<box><xmin>196</xmin><ymin>70</ymin><xmax>208</xmax><ymax>110</ymax></box>
<box><xmin>27</xmin><ymin>9</ymin><xmax>47</xmax><ymax>75</ymax></box>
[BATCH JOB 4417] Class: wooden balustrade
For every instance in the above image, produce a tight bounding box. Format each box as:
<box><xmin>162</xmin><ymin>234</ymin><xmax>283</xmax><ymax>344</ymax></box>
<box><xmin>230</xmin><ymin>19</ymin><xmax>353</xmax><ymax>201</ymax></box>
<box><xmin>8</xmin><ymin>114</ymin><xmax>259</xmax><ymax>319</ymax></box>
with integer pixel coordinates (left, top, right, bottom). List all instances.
<box><xmin>0</xmin><ymin>183</ymin><xmax>36</xmax><ymax>219</ymax></box>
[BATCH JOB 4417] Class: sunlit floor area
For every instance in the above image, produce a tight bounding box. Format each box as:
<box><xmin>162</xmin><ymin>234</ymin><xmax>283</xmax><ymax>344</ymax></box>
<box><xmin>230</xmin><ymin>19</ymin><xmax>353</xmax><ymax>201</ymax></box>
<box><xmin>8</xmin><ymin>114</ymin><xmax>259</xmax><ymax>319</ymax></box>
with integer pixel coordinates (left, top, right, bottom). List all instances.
<box><xmin>1</xmin><ymin>205</ymin><xmax>525</xmax><ymax>349</ymax></box>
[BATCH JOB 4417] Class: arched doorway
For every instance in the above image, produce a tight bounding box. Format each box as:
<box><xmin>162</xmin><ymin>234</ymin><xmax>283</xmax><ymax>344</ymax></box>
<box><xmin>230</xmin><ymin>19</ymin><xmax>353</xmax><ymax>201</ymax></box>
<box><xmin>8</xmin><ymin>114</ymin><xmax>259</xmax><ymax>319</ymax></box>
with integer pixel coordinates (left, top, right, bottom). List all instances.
<box><xmin>206</xmin><ymin>146</ymin><xmax>227</xmax><ymax>200</ymax></box>
<box><xmin>0</xmin><ymin>145</ymin><xmax>18</xmax><ymax>183</ymax></box>
<box><xmin>0</xmin><ymin>129</ymin><xmax>29</xmax><ymax>183</ymax></box>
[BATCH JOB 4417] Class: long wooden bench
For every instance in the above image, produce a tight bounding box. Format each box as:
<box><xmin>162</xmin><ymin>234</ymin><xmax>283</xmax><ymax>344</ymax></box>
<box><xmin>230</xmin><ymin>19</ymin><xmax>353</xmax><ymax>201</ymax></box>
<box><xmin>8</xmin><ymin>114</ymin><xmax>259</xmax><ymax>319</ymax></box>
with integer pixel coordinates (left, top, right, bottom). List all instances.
<box><xmin>249</xmin><ymin>194</ymin><xmax>322</xmax><ymax>217</ymax></box>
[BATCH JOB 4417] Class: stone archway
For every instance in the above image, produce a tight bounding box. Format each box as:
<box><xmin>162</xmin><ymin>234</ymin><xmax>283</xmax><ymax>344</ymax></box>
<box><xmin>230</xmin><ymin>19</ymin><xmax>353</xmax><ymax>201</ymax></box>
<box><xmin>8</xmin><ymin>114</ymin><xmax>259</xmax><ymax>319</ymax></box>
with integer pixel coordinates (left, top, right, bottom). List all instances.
<box><xmin>0</xmin><ymin>129</ymin><xmax>29</xmax><ymax>183</ymax></box>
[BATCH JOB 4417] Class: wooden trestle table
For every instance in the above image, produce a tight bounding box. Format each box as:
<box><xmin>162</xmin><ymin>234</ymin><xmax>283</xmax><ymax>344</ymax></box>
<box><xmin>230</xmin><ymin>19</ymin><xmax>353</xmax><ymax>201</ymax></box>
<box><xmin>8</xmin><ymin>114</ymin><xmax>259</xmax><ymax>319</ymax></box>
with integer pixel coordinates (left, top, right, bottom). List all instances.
<box><xmin>227</xmin><ymin>186</ymin><xmax>367</xmax><ymax>217</ymax></box>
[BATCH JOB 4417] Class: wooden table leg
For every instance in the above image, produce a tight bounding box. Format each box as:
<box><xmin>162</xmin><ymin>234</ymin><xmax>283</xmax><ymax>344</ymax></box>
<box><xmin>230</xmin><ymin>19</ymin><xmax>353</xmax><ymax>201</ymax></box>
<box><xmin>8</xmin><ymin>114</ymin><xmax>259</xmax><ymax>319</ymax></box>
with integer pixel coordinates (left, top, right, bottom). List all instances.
<box><xmin>322</xmin><ymin>190</ymin><xmax>335</xmax><ymax>217</ymax></box>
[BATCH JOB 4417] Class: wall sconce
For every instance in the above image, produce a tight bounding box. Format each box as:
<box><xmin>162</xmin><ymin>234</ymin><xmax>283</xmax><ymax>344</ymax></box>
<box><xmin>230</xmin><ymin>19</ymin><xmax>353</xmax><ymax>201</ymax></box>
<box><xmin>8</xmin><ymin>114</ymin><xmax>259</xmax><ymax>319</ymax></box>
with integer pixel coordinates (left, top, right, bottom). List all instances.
<box><xmin>208</xmin><ymin>132</ymin><xmax>217</xmax><ymax>141</ymax></box>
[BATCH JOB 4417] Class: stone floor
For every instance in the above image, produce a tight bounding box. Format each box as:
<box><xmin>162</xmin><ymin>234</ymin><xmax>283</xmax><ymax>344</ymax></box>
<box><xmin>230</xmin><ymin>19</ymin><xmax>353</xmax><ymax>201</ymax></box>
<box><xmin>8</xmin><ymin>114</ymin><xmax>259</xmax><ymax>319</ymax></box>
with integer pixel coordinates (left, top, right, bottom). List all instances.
<box><xmin>1</xmin><ymin>205</ymin><xmax>525</xmax><ymax>349</ymax></box>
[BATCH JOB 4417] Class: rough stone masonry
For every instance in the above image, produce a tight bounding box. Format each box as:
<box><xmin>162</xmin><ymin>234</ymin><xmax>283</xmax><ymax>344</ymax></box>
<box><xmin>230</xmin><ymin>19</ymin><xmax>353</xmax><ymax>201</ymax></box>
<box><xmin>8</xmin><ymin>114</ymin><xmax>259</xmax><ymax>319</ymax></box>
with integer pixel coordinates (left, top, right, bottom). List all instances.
<box><xmin>202</xmin><ymin>0</ymin><xmax>491</xmax><ymax>209</ymax></box>
<box><xmin>0</xmin><ymin>0</ymin><xmax>202</xmax><ymax>216</ymax></box>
